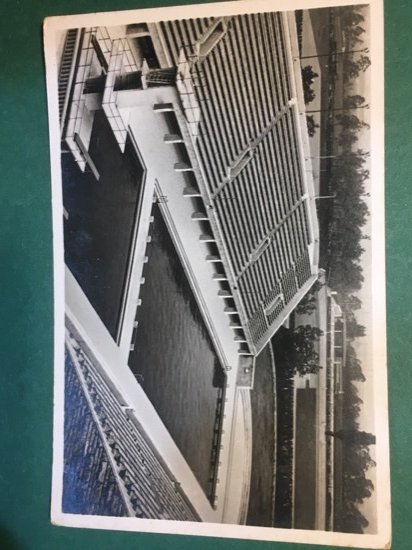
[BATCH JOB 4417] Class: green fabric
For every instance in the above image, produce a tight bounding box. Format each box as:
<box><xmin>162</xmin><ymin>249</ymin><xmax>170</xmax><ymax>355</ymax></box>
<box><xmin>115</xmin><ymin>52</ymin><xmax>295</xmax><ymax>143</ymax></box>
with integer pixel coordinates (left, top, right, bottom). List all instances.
<box><xmin>0</xmin><ymin>0</ymin><xmax>408</xmax><ymax>548</ymax></box>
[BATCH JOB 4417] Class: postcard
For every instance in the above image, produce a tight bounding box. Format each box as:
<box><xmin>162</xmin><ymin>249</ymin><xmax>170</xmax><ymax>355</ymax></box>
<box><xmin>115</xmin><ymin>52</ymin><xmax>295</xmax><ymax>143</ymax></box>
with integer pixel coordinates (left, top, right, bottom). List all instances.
<box><xmin>44</xmin><ymin>0</ymin><xmax>390</xmax><ymax>546</ymax></box>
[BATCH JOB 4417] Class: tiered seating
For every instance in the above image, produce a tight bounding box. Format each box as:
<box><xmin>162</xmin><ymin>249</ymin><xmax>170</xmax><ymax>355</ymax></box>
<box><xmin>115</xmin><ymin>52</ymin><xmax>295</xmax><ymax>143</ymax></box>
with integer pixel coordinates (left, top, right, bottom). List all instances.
<box><xmin>59</xmin><ymin>29</ymin><xmax>80</xmax><ymax>130</ymax></box>
<box><xmin>65</xmin><ymin>332</ymin><xmax>200</xmax><ymax>521</ymax></box>
<box><xmin>157</xmin><ymin>13</ymin><xmax>316</xmax><ymax>351</ymax></box>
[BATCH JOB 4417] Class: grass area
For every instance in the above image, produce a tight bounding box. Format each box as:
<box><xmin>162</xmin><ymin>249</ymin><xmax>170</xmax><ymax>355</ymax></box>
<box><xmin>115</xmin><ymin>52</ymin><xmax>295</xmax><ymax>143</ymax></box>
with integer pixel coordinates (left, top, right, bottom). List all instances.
<box><xmin>294</xmin><ymin>388</ymin><xmax>317</xmax><ymax>529</ymax></box>
<box><xmin>247</xmin><ymin>344</ymin><xmax>276</xmax><ymax>527</ymax></box>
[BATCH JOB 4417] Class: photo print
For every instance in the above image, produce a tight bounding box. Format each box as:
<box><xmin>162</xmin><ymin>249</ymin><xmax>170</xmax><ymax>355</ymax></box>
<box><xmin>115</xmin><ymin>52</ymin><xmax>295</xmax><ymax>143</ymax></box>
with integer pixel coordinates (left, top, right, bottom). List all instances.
<box><xmin>44</xmin><ymin>0</ymin><xmax>390</xmax><ymax>546</ymax></box>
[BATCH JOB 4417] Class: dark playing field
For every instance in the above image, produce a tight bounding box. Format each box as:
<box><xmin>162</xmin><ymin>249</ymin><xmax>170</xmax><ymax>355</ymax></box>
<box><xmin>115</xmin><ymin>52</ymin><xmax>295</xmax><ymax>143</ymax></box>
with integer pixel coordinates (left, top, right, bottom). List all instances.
<box><xmin>294</xmin><ymin>387</ymin><xmax>317</xmax><ymax>529</ymax></box>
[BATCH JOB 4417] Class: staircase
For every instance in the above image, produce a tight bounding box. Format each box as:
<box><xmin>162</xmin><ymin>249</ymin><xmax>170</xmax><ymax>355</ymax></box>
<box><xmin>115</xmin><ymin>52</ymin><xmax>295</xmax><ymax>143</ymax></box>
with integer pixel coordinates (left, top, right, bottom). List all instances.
<box><xmin>58</xmin><ymin>29</ymin><xmax>81</xmax><ymax>130</ymax></box>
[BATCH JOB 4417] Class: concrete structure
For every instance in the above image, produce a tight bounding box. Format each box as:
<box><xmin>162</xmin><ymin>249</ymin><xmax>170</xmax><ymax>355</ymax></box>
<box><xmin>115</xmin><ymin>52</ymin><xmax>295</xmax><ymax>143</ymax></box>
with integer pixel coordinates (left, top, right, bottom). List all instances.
<box><xmin>59</xmin><ymin>11</ymin><xmax>319</xmax><ymax>524</ymax></box>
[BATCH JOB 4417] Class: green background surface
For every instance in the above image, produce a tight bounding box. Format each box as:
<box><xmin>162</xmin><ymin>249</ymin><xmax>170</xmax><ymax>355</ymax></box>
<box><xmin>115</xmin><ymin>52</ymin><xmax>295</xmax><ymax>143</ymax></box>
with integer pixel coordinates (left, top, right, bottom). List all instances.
<box><xmin>0</xmin><ymin>0</ymin><xmax>409</xmax><ymax>548</ymax></box>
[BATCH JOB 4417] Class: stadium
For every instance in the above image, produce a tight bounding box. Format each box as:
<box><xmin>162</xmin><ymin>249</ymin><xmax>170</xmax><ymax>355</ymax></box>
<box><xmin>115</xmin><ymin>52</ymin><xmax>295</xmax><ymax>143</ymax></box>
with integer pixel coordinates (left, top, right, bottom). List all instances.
<box><xmin>55</xmin><ymin>7</ymin><xmax>346</xmax><ymax>528</ymax></box>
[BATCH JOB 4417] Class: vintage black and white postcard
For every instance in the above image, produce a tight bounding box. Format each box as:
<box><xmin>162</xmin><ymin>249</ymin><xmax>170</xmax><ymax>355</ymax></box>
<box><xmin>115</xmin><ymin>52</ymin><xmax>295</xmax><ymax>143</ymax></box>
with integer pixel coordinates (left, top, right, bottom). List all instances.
<box><xmin>44</xmin><ymin>0</ymin><xmax>390</xmax><ymax>546</ymax></box>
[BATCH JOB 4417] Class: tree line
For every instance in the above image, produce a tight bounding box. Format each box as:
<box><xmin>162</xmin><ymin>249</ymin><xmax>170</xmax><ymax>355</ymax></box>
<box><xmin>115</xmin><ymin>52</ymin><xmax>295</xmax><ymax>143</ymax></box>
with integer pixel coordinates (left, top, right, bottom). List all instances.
<box><xmin>293</xmin><ymin>287</ymin><xmax>375</xmax><ymax>533</ymax></box>
<box><xmin>272</xmin><ymin>5</ymin><xmax>374</xmax><ymax>532</ymax></box>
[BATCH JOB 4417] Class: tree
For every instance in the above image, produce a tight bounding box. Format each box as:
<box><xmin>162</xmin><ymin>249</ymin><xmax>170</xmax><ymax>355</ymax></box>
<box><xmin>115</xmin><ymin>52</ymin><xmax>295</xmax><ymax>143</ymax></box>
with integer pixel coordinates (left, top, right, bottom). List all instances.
<box><xmin>295</xmin><ymin>295</ymin><xmax>317</xmax><ymax>316</ymax></box>
<box><xmin>306</xmin><ymin>115</ymin><xmax>319</xmax><ymax>137</ymax></box>
<box><xmin>345</xmin><ymin>475</ymin><xmax>374</xmax><ymax>503</ymax></box>
<box><xmin>343</xmin><ymin>94</ymin><xmax>367</xmax><ymax>110</ymax></box>
<box><xmin>283</xmin><ymin>325</ymin><xmax>323</xmax><ymax>376</ymax></box>
<box><xmin>336</xmin><ymin>113</ymin><xmax>370</xmax><ymax>132</ymax></box>
<box><xmin>338</xmin><ymin>130</ymin><xmax>358</xmax><ymax>149</ymax></box>
<box><xmin>341</xmin><ymin>501</ymin><xmax>369</xmax><ymax>533</ymax></box>
<box><xmin>323</xmin><ymin>150</ymin><xmax>371</xmax><ymax>291</ymax></box>
<box><xmin>346</xmin><ymin>318</ymin><xmax>366</xmax><ymax>339</ymax></box>
<box><xmin>329</xmin><ymin>258</ymin><xmax>364</xmax><ymax>294</ymax></box>
<box><xmin>275</xmin><ymin>325</ymin><xmax>323</xmax><ymax>377</ymax></box>
<box><xmin>341</xmin><ymin>6</ymin><xmax>365</xmax><ymax>28</ymax></box>
<box><xmin>301</xmin><ymin>65</ymin><xmax>318</xmax><ymax>104</ymax></box>
<box><xmin>346</xmin><ymin>347</ymin><xmax>366</xmax><ymax>382</ymax></box>
<box><xmin>343</xmin><ymin>380</ymin><xmax>363</xmax><ymax>425</ymax></box>
<box><xmin>343</xmin><ymin>295</ymin><xmax>362</xmax><ymax>311</ymax></box>
<box><xmin>359</xmin><ymin>169</ymin><xmax>370</xmax><ymax>182</ymax></box>
<box><xmin>326</xmin><ymin>429</ymin><xmax>376</xmax><ymax>446</ymax></box>
<box><xmin>355</xmin><ymin>446</ymin><xmax>376</xmax><ymax>471</ymax></box>
<box><xmin>295</xmin><ymin>279</ymin><xmax>325</xmax><ymax>315</ymax></box>
<box><xmin>295</xmin><ymin>290</ymin><xmax>317</xmax><ymax>316</ymax></box>
<box><xmin>347</xmin><ymin>25</ymin><xmax>366</xmax><ymax>45</ymax></box>
<box><xmin>344</xmin><ymin>54</ymin><xmax>371</xmax><ymax>80</ymax></box>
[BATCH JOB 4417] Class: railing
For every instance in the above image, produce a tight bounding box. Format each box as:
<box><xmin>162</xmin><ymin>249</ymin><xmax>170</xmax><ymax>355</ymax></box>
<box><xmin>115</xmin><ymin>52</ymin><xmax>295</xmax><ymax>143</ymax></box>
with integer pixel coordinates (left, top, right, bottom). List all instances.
<box><xmin>207</xmin><ymin>380</ymin><xmax>227</xmax><ymax>507</ymax></box>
